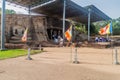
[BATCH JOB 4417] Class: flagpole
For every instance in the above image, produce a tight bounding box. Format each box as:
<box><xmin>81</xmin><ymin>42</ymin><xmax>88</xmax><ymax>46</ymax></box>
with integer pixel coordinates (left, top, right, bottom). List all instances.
<box><xmin>23</xmin><ymin>5</ymin><xmax>31</xmax><ymax>47</ymax></box>
<box><xmin>26</xmin><ymin>5</ymin><xmax>32</xmax><ymax>60</ymax></box>
<box><xmin>70</xmin><ymin>24</ymin><xmax>73</xmax><ymax>63</ymax></box>
<box><xmin>106</xmin><ymin>33</ymin><xmax>109</xmax><ymax>44</ymax></box>
<box><xmin>110</xmin><ymin>20</ymin><xmax>114</xmax><ymax>64</ymax></box>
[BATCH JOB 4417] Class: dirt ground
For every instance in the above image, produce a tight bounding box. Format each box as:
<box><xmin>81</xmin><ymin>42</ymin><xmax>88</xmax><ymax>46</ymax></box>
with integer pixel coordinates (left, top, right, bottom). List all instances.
<box><xmin>0</xmin><ymin>47</ymin><xmax>120</xmax><ymax>80</ymax></box>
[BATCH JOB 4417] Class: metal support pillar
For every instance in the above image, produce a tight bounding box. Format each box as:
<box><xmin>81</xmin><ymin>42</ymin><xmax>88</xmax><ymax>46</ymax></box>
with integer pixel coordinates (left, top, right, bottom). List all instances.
<box><xmin>1</xmin><ymin>0</ymin><xmax>6</xmax><ymax>50</ymax></box>
<box><xmin>88</xmin><ymin>8</ymin><xmax>91</xmax><ymax>41</ymax></box>
<box><xmin>50</xmin><ymin>29</ymin><xmax>53</xmax><ymax>40</ymax></box>
<box><xmin>62</xmin><ymin>0</ymin><xmax>66</xmax><ymax>45</ymax></box>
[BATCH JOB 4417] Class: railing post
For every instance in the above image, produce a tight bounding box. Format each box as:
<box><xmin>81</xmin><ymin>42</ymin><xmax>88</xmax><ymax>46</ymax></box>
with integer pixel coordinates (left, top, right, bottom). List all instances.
<box><xmin>114</xmin><ymin>48</ymin><xmax>119</xmax><ymax>65</ymax></box>
<box><xmin>27</xmin><ymin>48</ymin><xmax>32</xmax><ymax>60</ymax></box>
<box><xmin>73</xmin><ymin>47</ymin><xmax>79</xmax><ymax>64</ymax></box>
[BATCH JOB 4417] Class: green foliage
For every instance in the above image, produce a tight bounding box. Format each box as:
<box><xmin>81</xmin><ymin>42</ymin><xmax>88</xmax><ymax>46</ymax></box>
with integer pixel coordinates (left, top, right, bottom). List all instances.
<box><xmin>0</xmin><ymin>8</ymin><xmax>16</xmax><ymax>14</ymax></box>
<box><xmin>112</xmin><ymin>18</ymin><xmax>120</xmax><ymax>35</ymax></box>
<box><xmin>0</xmin><ymin>49</ymin><xmax>41</xmax><ymax>60</ymax></box>
<box><xmin>90</xmin><ymin>24</ymin><xmax>98</xmax><ymax>36</ymax></box>
<box><xmin>75</xmin><ymin>23</ymin><xmax>86</xmax><ymax>34</ymax></box>
<box><xmin>6</xmin><ymin>9</ymin><xmax>16</xmax><ymax>14</ymax></box>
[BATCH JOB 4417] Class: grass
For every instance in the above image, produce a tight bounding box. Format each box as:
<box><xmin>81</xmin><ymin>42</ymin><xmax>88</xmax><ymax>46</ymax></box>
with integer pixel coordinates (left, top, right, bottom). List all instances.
<box><xmin>0</xmin><ymin>49</ymin><xmax>42</xmax><ymax>60</ymax></box>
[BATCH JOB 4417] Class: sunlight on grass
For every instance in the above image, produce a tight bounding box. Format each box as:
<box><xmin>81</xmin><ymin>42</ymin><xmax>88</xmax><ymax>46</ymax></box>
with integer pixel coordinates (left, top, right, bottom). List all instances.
<box><xmin>0</xmin><ymin>49</ymin><xmax>42</xmax><ymax>60</ymax></box>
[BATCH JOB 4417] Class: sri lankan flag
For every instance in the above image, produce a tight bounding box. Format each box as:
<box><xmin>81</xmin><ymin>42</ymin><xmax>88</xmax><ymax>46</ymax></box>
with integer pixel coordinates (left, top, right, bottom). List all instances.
<box><xmin>99</xmin><ymin>22</ymin><xmax>112</xmax><ymax>35</ymax></box>
<box><xmin>21</xmin><ymin>28</ymin><xmax>28</xmax><ymax>42</ymax></box>
<box><xmin>65</xmin><ymin>25</ymin><xmax>72</xmax><ymax>41</ymax></box>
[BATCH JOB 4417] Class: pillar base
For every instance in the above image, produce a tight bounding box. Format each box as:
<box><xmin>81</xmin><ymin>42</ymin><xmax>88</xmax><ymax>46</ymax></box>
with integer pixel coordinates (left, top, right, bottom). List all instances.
<box><xmin>0</xmin><ymin>48</ymin><xmax>6</xmax><ymax>51</ymax></box>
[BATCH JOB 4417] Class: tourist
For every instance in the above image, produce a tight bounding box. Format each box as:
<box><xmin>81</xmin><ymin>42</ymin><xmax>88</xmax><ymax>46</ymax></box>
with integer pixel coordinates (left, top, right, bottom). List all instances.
<box><xmin>95</xmin><ymin>36</ymin><xmax>99</xmax><ymax>42</ymax></box>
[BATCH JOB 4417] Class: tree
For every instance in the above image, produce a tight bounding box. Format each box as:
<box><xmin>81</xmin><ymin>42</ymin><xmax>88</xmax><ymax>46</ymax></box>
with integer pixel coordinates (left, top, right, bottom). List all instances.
<box><xmin>75</xmin><ymin>23</ymin><xmax>86</xmax><ymax>34</ymax></box>
<box><xmin>0</xmin><ymin>8</ymin><xmax>16</xmax><ymax>14</ymax></box>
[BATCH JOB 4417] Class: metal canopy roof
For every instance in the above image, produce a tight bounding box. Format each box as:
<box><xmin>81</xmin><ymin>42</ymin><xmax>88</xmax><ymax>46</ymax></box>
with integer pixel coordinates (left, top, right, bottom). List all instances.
<box><xmin>7</xmin><ymin>0</ymin><xmax>53</xmax><ymax>7</ymax></box>
<box><xmin>85</xmin><ymin>5</ymin><xmax>111</xmax><ymax>22</ymax></box>
<box><xmin>31</xmin><ymin>0</ymin><xmax>88</xmax><ymax>18</ymax></box>
<box><xmin>7</xmin><ymin>0</ymin><xmax>111</xmax><ymax>24</ymax></box>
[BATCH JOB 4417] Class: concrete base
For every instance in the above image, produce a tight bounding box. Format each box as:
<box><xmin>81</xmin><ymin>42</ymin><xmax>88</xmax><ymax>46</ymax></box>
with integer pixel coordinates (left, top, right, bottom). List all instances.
<box><xmin>26</xmin><ymin>57</ymin><xmax>32</xmax><ymax>60</ymax></box>
<box><xmin>114</xmin><ymin>62</ymin><xmax>119</xmax><ymax>65</ymax></box>
<box><xmin>73</xmin><ymin>61</ymin><xmax>80</xmax><ymax>64</ymax></box>
<box><xmin>0</xmin><ymin>48</ymin><xmax>6</xmax><ymax>51</ymax></box>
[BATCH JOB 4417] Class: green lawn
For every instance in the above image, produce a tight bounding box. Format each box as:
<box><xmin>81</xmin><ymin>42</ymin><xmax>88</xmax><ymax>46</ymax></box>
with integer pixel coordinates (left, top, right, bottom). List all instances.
<box><xmin>0</xmin><ymin>49</ymin><xmax>42</xmax><ymax>60</ymax></box>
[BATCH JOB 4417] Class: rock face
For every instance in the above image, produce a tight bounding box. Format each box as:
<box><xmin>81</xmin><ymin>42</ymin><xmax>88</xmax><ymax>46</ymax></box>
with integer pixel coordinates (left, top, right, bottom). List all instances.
<box><xmin>78</xmin><ymin>33</ymin><xmax>88</xmax><ymax>41</ymax></box>
<box><xmin>1</xmin><ymin>14</ymin><xmax>90</xmax><ymax>48</ymax></box>
<box><xmin>0</xmin><ymin>14</ymin><xmax>66</xmax><ymax>48</ymax></box>
<box><xmin>0</xmin><ymin>14</ymin><xmax>48</xmax><ymax>45</ymax></box>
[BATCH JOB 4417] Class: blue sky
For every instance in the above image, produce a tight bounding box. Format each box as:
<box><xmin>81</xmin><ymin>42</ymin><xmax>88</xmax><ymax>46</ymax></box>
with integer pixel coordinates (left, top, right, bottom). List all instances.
<box><xmin>0</xmin><ymin>0</ymin><xmax>120</xmax><ymax>19</ymax></box>
<box><xmin>72</xmin><ymin>0</ymin><xmax>120</xmax><ymax>19</ymax></box>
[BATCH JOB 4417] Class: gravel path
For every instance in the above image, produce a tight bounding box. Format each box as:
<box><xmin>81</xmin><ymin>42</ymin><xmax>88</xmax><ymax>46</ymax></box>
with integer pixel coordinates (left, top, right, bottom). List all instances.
<box><xmin>0</xmin><ymin>47</ymin><xmax>120</xmax><ymax>80</ymax></box>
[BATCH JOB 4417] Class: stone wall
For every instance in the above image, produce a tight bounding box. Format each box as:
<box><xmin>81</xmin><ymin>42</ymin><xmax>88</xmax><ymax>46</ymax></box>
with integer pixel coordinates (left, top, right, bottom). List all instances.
<box><xmin>0</xmin><ymin>14</ymin><xmax>48</xmax><ymax>44</ymax></box>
